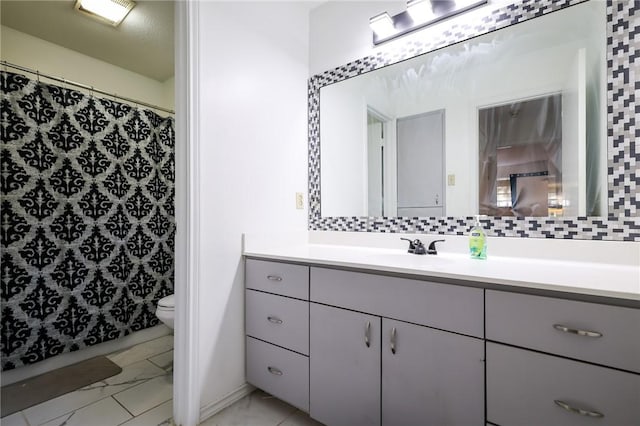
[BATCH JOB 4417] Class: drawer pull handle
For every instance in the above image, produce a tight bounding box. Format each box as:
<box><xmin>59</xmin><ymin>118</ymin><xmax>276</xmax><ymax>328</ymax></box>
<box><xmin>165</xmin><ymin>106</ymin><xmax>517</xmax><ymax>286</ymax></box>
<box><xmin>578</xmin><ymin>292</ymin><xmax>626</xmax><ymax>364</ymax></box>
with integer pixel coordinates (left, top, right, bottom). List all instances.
<box><xmin>554</xmin><ymin>400</ymin><xmax>604</xmax><ymax>418</ymax></box>
<box><xmin>365</xmin><ymin>321</ymin><xmax>371</xmax><ymax>348</ymax></box>
<box><xmin>267</xmin><ymin>275</ymin><xmax>283</xmax><ymax>282</ymax></box>
<box><xmin>267</xmin><ymin>366</ymin><xmax>283</xmax><ymax>376</ymax></box>
<box><xmin>267</xmin><ymin>316</ymin><xmax>283</xmax><ymax>325</ymax></box>
<box><xmin>390</xmin><ymin>327</ymin><xmax>397</xmax><ymax>355</ymax></box>
<box><xmin>553</xmin><ymin>324</ymin><xmax>603</xmax><ymax>338</ymax></box>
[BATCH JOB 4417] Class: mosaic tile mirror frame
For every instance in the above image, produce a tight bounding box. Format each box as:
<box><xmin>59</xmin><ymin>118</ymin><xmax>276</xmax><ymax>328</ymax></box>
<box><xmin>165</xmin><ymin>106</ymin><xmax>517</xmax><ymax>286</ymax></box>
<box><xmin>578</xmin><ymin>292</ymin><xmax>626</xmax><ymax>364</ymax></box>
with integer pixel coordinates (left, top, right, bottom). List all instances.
<box><xmin>308</xmin><ymin>0</ymin><xmax>639</xmax><ymax>241</ymax></box>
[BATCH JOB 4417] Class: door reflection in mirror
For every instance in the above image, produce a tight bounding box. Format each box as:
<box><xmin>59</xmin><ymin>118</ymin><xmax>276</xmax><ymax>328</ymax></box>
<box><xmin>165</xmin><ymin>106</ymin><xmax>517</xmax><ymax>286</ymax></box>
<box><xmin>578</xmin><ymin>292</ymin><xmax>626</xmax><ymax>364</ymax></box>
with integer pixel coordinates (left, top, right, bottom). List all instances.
<box><xmin>367</xmin><ymin>109</ymin><xmax>445</xmax><ymax>218</ymax></box>
<box><xmin>367</xmin><ymin>108</ymin><xmax>388</xmax><ymax>217</ymax></box>
<box><xmin>479</xmin><ymin>94</ymin><xmax>562</xmax><ymax>217</ymax></box>
<box><xmin>396</xmin><ymin>110</ymin><xmax>445</xmax><ymax>218</ymax></box>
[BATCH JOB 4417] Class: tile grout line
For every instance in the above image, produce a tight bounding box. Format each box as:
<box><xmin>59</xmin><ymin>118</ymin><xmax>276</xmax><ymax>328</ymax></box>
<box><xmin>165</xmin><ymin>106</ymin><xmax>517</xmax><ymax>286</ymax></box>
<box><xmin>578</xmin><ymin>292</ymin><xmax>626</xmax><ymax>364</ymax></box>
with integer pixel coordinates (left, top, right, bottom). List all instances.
<box><xmin>113</xmin><ymin>395</ymin><xmax>136</xmax><ymax>421</ymax></box>
<box><xmin>20</xmin><ymin>411</ymin><xmax>31</xmax><ymax>426</ymax></box>
<box><xmin>111</xmin><ymin>345</ymin><xmax>174</xmax><ymax>424</ymax></box>
<box><xmin>116</xmin><ymin>399</ymin><xmax>174</xmax><ymax>426</ymax></box>
<box><xmin>111</xmin><ymin>372</ymin><xmax>173</xmax><ymax>420</ymax></box>
<box><xmin>276</xmin><ymin>409</ymin><xmax>298</xmax><ymax>426</ymax></box>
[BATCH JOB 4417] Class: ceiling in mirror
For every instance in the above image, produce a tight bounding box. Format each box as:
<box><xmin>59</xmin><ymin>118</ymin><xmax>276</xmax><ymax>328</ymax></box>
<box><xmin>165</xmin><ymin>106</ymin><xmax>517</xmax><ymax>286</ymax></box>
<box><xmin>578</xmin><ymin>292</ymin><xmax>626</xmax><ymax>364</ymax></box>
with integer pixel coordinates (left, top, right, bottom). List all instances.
<box><xmin>308</xmin><ymin>0</ymin><xmax>640</xmax><ymax>240</ymax></box>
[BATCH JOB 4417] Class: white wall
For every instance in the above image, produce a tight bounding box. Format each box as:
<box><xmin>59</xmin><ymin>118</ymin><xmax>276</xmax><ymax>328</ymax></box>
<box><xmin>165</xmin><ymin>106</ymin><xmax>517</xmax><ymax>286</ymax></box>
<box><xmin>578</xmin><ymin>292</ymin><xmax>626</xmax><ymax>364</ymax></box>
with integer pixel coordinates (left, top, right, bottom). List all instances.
<box><xmin>193</xmin><ymin>0</ymin><xmax>309</xmax><ymax>415</ymax></box>
<box><xmin>309</xmin><ymin>1</ymin><xmax>405</xmax><ymax>75</ymax></box>
<box><xmin>1</xmin><ymin>25</ymin><xmax>174</xmax><ymax>111</ymax></box>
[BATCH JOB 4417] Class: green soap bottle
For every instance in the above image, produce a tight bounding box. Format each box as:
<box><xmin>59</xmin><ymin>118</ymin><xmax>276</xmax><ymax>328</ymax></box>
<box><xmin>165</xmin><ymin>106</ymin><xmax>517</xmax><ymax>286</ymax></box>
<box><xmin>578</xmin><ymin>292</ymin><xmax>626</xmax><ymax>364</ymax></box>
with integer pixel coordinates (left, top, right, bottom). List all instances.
<box><xmin>469</xmin><ymin>215</ymin><xmax>487</xmax><ymax>260</ymax></box>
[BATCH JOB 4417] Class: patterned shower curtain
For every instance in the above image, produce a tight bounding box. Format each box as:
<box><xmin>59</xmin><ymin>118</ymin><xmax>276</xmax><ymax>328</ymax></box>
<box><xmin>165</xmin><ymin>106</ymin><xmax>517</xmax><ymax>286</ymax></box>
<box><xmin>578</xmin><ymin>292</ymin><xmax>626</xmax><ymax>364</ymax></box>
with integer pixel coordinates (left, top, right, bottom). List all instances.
<box><xmin>0</xmin><ymin>71</ymin><xmax>175</xmax><ymax>371</ymax></box>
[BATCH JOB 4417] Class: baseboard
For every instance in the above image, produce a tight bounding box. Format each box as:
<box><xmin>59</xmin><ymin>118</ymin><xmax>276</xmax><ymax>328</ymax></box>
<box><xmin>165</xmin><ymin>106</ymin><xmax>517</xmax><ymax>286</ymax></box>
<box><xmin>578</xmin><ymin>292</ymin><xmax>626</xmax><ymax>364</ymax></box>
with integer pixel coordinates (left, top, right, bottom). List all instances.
<box><xmin>199</xmin><ymin>383</ymin><xmax>255</xmax><ymax>423</ymax></box>
<box><xmin>1</xmin><ymin>325</ymin><xmax>171</xmax><ymax>385</ymax></box>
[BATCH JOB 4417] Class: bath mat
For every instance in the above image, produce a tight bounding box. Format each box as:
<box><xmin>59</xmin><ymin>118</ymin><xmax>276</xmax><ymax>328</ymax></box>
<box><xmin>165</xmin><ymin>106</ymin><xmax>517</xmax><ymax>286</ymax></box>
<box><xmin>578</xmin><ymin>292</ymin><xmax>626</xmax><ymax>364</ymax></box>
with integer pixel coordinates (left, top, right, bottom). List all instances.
<box><xmin>1</xmin><ymin>356</ymin><xmax>122</xmax><ymax>417</ymax></box>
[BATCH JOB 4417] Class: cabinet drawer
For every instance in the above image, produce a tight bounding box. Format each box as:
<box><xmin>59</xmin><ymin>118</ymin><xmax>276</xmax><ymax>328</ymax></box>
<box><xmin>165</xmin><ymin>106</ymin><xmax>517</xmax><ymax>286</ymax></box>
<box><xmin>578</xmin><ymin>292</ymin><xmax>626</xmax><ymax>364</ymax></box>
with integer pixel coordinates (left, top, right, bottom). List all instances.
<box><xmin>246</xmin><ymin>290</ymin><xmax>309</xmax><ymax>355</ymax></box>
<box><xmin>246</xmin><ymin>259</ymin><xmax>309</xmax><ymax>300</ymax></box>
<box><xmin>486</xmin><ymin>290</ymin><xmax>640</xmax><ymax>372</ymax></box>
<box><xmin>311</xmin><ymin>267</ymin><xmax>484</xmax><ymax>338</ymax></box>
<box><xmin>487</xmin><ymin>343</ymin><xmax>640</xmax><ymax>426</ymax></box>
<box><xmin>246</xmin><ymin>337</ymin><xmax>309</xmax><ymax>412</ymax></box>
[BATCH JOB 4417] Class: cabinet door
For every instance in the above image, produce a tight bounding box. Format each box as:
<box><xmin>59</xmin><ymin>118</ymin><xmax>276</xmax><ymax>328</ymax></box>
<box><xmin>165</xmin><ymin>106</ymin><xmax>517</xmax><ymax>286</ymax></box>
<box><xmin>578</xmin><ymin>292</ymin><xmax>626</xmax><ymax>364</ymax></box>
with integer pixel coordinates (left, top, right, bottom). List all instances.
<box><xmin>486</xmin><ymin>290</ymin><xmax>640</xmax><ymax>372</ymax></box>
<box><xmin>246</xmin><ymin>290</ymin><xmax>309</xmax><ymax>355</ymax></box>
<box><xmin>310</xmin><ymin>303</ymin><xmax>381</xmax><ymax>426</ymax></box>
<box><xmin>382</xmin><ymin>319</ymin><xmax>485</xmax><ymax>426</ymax></box>
<box><xmin>245</xmin><ymin>259</ymin><xmax>309</xmax><ymax>299</ymax></box>
<box><xmin>246</xmin><ymin>337</ymin><xmax>309</xmax><ymax>412</ymax></box>
<box><xmin>487</xmin><ymin>342</ymin><xmax>640</xmax><ymax>426</ymax></box>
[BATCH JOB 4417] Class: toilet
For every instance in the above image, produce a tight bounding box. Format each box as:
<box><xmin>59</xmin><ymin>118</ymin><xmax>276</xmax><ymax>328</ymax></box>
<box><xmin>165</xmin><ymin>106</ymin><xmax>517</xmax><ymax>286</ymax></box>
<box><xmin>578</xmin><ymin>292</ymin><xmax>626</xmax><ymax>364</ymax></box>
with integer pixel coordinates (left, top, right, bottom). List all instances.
<box><xmin>155</xmin><ymin>294</ymin><xmax>175</xmax><ymax>329</ymax></box>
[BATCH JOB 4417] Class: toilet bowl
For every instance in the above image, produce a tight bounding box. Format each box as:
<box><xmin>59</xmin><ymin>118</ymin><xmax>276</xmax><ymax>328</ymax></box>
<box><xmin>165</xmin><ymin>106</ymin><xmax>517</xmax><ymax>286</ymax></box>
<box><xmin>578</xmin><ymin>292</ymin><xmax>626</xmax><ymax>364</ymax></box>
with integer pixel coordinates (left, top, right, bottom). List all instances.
<box><xmin>155</xmin><ymin>294</ymin><xmax>175</xmax><ymax>329</ymax></box>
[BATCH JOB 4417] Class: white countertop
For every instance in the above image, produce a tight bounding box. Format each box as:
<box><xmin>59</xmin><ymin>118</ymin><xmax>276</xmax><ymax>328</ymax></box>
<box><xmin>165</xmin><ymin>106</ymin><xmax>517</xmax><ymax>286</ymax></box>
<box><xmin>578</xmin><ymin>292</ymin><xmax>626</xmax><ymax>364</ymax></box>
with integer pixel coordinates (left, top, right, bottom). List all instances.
<box><xmin>243</xmin><ymin>242</ymin><xmax>640</xmax><ymax>301</ymax></box>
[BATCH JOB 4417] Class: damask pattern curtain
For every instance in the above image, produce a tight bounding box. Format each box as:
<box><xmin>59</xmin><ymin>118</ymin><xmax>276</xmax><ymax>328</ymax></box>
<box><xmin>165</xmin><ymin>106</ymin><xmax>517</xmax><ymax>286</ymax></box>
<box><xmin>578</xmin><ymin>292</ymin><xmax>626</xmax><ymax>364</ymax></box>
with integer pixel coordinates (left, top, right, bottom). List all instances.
<box><xmin>0</xmin><ymin>71</ymin><xmax>175</xmax><ymax>370</ymax></box>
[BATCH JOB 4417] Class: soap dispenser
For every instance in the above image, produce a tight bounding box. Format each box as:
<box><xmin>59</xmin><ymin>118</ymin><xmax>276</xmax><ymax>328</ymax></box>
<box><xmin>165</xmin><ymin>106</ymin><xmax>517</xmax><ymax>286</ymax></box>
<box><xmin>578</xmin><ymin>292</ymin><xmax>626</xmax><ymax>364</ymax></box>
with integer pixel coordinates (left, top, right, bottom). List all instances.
<box><xmin>469</xmin><ymin>215</ymin><xmax>487</xmax><ymax>260</ymax></box>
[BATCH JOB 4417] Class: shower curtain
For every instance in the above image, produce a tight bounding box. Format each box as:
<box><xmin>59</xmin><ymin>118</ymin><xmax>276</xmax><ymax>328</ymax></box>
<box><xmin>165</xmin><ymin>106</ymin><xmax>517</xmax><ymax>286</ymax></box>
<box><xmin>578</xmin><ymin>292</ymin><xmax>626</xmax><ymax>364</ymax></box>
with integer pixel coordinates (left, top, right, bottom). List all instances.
<box><xmin>0</xmin><ymin>71</ymin><xmax>175</xmax><ymax>371</ymax></box>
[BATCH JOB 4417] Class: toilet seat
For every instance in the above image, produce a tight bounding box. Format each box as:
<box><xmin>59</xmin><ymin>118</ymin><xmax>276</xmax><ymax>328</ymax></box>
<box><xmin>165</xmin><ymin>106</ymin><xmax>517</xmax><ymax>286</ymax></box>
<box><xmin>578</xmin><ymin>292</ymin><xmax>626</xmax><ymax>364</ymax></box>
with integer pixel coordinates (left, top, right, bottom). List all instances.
<box><xmin>157</xmin><ymin>294</ymin><xmax>174</xmax><ymax>310</ymax></box>
<box><xmin>155</xmin><ymin>294</ymin><xmax>175</xmax><ymax>329</ymax></box>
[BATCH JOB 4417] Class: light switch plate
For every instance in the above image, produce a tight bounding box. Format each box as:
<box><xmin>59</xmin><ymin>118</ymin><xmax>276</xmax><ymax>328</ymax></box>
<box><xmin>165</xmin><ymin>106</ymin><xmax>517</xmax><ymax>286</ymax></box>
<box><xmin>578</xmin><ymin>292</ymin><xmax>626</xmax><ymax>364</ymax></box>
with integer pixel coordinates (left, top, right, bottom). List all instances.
<box><xmin>447</xmin><ymin>174</ymin><xmax>455</xmax><ymax>186</ymax></box>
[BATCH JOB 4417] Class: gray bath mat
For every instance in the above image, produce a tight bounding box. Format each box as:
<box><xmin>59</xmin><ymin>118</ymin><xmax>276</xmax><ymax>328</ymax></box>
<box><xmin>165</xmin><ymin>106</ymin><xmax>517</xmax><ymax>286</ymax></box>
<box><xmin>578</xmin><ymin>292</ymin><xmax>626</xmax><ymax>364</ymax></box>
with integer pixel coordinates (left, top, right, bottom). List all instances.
<box><xmin>1</xmin><ymin>356</ymin><xmax>122</xmax><ymax>417</ymax></box>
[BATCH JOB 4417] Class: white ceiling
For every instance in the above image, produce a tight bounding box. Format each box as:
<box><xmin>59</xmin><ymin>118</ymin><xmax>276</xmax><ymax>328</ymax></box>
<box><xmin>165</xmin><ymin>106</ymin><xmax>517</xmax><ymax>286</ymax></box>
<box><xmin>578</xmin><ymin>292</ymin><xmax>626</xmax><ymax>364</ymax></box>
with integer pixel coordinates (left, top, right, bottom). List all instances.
<box><xmin>1</xmin><ymin>0</ymin><xmax>174</xmax><ymax>82</ymax></box>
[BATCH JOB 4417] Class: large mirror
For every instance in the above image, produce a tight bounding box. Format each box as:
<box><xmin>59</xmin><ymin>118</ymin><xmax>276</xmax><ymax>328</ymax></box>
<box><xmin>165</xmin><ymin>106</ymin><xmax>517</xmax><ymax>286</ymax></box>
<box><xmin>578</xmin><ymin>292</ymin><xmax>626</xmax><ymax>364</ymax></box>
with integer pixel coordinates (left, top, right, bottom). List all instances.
<box><xmin>320</xmin><ymin>0</ymin><xmax>606</xmax><ymax>219</ymax></box>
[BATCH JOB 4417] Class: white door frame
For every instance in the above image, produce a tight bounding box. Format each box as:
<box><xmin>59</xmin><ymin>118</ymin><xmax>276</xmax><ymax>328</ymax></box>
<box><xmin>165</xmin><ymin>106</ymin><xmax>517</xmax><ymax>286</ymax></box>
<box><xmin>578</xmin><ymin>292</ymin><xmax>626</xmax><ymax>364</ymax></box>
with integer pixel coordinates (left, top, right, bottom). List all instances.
<box><xmin>174</xmin><ymin>1</ymin><xmax>201</xmax><ymax>425</ymax></box>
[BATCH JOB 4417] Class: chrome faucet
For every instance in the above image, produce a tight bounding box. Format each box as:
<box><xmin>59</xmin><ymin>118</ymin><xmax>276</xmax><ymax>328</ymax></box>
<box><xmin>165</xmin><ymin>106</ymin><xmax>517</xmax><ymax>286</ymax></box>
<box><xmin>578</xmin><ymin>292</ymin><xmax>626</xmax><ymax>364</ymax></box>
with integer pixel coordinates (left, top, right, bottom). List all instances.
<box><xmin>401</xmin><ymin>238</ymin><xmax>445</xmax><ymax>255</ymax></box>
<box><xmin>400</xmin><ymin>238</ymin><xmax>426</xmax><ymax>255</ymax></box>
<box><xmin>427</xmin><ymin>239</ymin><xmax>445</xmax><ymax>255</ymax></box>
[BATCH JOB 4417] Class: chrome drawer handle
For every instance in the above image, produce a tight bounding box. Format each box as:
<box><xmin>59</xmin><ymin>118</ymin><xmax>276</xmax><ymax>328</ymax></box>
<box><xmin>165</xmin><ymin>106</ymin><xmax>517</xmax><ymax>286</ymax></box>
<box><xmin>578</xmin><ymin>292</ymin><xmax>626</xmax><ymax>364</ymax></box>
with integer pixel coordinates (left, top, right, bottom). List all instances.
<box><xmin>553</xmin><ymin>324</ymin><xmax>603</xmax><ymax>338</ymax></box>
<box><xmin>267</xmin><ymin>366</ymin><xmax>283</xmax><ymax>376</ymax></box>
<box><xmin>554</xmin><ymin>400</ymin><xmax>604</xmax><ymax>418</ymax></box>
<box><xmin>267</xmin><ymin>316</ymin><xmax>283</xmax><ymax>325</ymax></box>
<box><xmin>390</xmin><ymin>327</ymin><xmax>397</xmax><ymax>354</ymax></box>
<box><xmin>267</xmin><ymin>275</ymin><xmax>283</xmax><ymax>282</ymax></box>
<box><xmin>365</xmin><ymin>321</ymin><xmax>371</xmax><ymax>348</ymax></box>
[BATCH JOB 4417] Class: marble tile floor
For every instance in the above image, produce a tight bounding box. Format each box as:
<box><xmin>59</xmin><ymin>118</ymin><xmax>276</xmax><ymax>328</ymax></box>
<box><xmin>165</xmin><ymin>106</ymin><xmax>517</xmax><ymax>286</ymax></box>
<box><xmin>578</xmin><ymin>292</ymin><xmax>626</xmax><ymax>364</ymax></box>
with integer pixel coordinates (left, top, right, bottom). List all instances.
<box><xmin>1</xmin><ymin>335</ymin><xmax>174</xmax><ymax>426</ymax></box>
<box><xmin>1</xmin><ymin>334</ymin><xmax>322</xmax><ymax>426</ymax></box>
<box><xmin>200</xmin><ymin>390</ymin><xmax>323</xmax><ymax>426</ymax></box>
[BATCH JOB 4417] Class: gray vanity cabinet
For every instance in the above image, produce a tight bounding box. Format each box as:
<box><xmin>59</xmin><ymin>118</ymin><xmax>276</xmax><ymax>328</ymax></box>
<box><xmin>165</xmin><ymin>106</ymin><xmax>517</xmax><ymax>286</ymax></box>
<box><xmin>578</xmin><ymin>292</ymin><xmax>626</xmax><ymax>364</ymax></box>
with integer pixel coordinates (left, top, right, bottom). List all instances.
<box><xmin>486</xmin><ymin>290</ymin><xmax>640</xmax><ymax>426</ymax></box>
<box><xmin>487</xmin><ymin>342</ymin><xmax>640</xmax><ymax>425</ymax></box>
<box><xmin>245</xmin><ymin>259</ymin><xmax>310</xmax><ymax>412</ymax></box>
<box><xmin>381</xmin><ymin>318</ymin><xmax>485</xmax><ymax>425</ymax></box>
<box><xmin>309</xmin><ymin>267</ymin><xmax>485</xmax><ymax>426</ymax></box>
<box><xmin>309</xmin><ymin>303</ymin><xmax>381</xmax><ymax>426</ymax></box>
<box><xmin>246</xmin><ymin>257</ymin><xmax>639</xmax><ymax>425</ymax></box>
<box><xmin>486</xmin><ymin>290</ymin><xmax>640</xmax><ymax>373</ymax></box>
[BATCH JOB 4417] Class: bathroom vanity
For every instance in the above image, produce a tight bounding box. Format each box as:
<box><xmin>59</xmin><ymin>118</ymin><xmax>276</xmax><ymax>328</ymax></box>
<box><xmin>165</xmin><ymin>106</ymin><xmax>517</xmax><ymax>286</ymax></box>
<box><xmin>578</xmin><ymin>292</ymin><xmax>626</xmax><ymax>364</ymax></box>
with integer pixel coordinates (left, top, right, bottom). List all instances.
<box><xmin>244</xmin><ymin>245</ymin><xmax>640</xmax><ymax>426</ymax></box>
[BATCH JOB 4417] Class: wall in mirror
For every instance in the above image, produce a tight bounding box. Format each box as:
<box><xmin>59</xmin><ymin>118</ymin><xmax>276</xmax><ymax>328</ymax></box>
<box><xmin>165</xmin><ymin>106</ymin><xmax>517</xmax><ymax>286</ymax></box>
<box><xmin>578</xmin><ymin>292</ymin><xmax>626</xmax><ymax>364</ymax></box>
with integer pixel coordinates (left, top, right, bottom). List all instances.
<box><xmin>320</xmin><ymin>0</ymin><xmax>605</xmax><ymax>218</ymax></box>
<box><xmin>309</xmin><ymin>0</ymin><xmax>639</xmax><ymax>240</ymax></box>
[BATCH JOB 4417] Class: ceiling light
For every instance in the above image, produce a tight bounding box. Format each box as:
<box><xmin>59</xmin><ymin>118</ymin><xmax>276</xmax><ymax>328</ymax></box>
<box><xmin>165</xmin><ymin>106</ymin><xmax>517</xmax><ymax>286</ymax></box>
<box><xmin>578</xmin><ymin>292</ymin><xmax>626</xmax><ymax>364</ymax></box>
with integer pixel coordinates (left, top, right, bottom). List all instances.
<box><xmin>75</xmin><ymin>0</ymin><xmax>136</xmax><ymax>26</ymax></box>
<box><xmin>369</xmin><ymin>12</ymin><xmax>396</xmax><ymax>39</ymax></box>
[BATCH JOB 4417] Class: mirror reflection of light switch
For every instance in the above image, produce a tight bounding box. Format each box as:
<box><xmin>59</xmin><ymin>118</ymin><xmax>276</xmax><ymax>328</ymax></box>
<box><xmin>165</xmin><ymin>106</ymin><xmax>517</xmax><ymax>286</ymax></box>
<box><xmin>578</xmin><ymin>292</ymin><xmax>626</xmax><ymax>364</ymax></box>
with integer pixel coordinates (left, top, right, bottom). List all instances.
<box><xmin>296</xmin><ymin>192</ymin><xmax>304</xmax><ymax>209</ymax></box>
<box><xmin>447</xmin><ymin>174</ymin><xmax>455</xmax><ymax>186</ymax></box>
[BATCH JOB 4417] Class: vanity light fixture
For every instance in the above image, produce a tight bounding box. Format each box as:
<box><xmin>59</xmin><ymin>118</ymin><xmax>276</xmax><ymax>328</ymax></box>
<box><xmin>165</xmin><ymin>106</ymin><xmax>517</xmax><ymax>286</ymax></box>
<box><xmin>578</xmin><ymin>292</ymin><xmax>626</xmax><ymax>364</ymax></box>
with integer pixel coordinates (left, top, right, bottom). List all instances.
<box><xmin>75</xmin><ymin>0</ymin><xmax>136</xmax><ymax>26</ymax></box>
<box><xmin>371</xmin><ymin>0</ymin><xmax>487</xmax><ymax>45</ymax></box>
<box><xmin>369</xmin><ymin>12</ymin><xmax>396</xmax><ymax>39</ymax></box>
<box><xmin>406</xmin><ymin>0</ymin><xmax>434</xmax><ymax>24</ymax></box>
